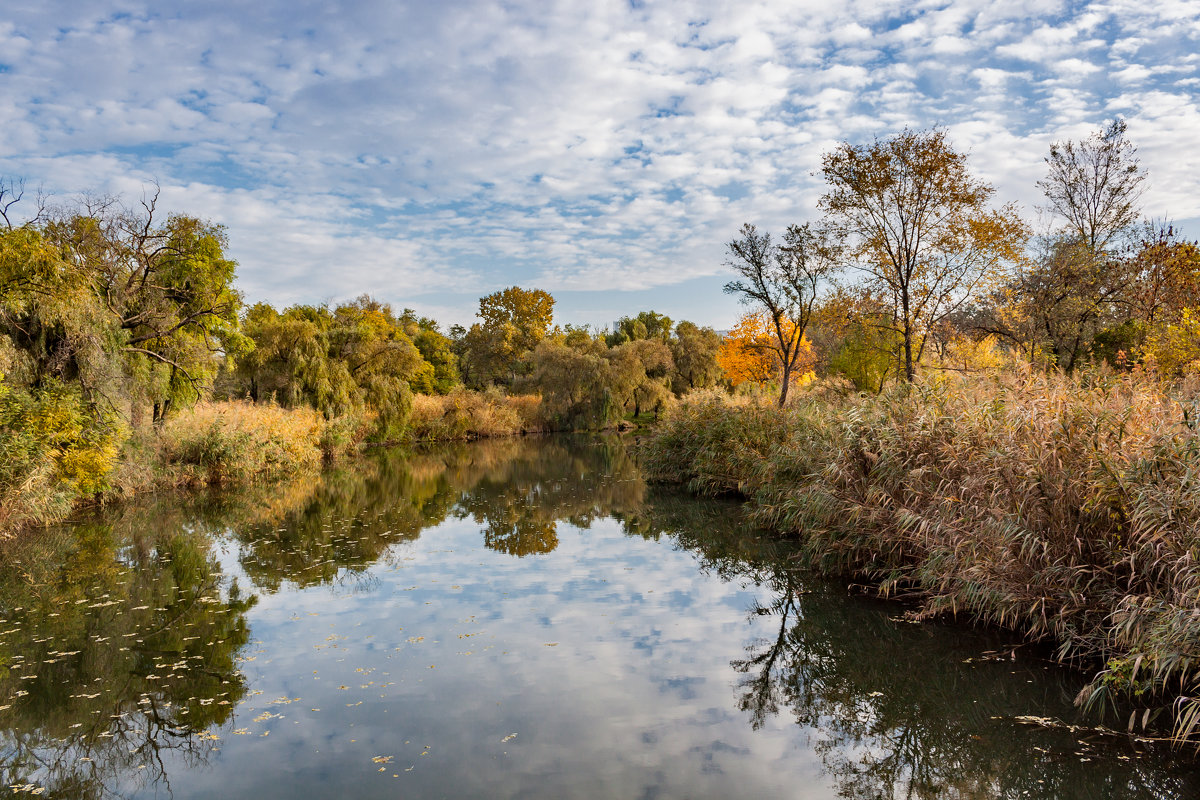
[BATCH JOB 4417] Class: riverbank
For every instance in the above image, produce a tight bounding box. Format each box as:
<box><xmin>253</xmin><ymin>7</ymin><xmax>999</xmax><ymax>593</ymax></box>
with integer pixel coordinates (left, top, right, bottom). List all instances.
<box><xmin>1</xmin><ymin>391</ymin><xmax>556</xmax><ymax>540</ymax></box>
<box><xmin>639</xmin><ymin>370</ymin><xmax>1200</xmax><ymax>741</ymax></box>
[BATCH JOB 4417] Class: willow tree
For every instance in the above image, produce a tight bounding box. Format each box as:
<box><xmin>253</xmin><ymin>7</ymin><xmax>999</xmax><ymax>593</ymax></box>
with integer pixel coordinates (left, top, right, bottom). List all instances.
<box><xmin>820</xmin><ymin>128</ymin><xmax>1028</xmax><ymax>382</ymax></box>
<box><xmin>724</xmin><ymin>222</ymin><xmax>839</xmax><ymax>406</ymax></box>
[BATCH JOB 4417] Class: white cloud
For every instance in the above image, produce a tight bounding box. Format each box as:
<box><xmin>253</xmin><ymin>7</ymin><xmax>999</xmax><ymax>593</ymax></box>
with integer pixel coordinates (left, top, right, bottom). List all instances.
<box><xmin>0</xmin><ymin>0</ymin><xmax>1198</xmax><ymax>328</ymax></box>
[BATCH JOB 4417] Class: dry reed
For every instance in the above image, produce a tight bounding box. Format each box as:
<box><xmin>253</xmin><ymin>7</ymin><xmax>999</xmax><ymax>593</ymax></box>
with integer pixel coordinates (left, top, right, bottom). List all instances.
<box><xmin>642</xmin><ymin>369</ymin><xmax>1200</xmax><ymax>740</ymax></box>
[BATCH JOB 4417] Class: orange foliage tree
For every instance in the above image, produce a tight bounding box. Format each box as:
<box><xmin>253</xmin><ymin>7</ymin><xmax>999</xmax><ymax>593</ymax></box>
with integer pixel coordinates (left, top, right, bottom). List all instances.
<box><xmin>718</xmin><ymin>312</ymin><xmax>814</xmax><ymax>389</ymax></box>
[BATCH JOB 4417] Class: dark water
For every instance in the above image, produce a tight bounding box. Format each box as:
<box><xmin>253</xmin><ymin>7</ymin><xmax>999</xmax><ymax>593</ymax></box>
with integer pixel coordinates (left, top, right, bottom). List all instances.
<box><xmin>1</xmin><ymin>436</ymin><xmax>1196</xmax><ymax>799</ymax></box>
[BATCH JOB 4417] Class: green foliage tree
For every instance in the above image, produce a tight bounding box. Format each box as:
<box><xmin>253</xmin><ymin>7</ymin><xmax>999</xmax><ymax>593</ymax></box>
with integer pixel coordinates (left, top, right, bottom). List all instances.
<box><xmin>669</xmin><ymin>321</ymin><xmax>723</xmax><ymax>393</ymax></box>
<box><xmin>610</xmin><ymin>338</ymin><xmax>674</xmax><ymax>418</ymax></box>
<box><xmin>606</xmin><ymin>310</ymin><xmax>673</xmax><ymax>346</ymax></box>
<box><xmin>230</xmin><ymin>296</ymin><xmax>423</xmax><ymax>441</ymax></box>
<box><xmin>400</xmin><ymin>309</ymin><xmax>459</xmax><ymax>394</ymax></box>
<box><xmin>524</xmin><ymin>336</ymin><xmax>618</xmax><ymax>430</ymax></box>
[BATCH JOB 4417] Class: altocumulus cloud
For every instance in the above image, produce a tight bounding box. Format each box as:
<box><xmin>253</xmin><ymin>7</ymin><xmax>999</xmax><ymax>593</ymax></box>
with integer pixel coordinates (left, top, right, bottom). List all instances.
<box><xmin>1</xmin><ymin>0</ymin><xmax>1199</xmax><ymax>326</ymax></box>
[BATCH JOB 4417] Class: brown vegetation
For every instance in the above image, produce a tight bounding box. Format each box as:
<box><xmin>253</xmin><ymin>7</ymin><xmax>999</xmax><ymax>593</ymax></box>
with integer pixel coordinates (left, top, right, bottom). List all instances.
<box><xmin>641</xmin><ymin>370</ymin><xmax>1200</xmax><ymax>740</ymax></box>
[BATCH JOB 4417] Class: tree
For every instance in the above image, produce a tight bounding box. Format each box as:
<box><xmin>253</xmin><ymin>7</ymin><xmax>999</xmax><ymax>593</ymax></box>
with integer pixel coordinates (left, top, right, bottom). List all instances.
<box><xmin>1038</xmin><ymin>119</ymin><xmax>1145</xmax><ymax>255</ymax></box>
<box><xmin>460</xmin><ymin>287</ymin><xmax>555</xmax><ymax>386</ymax></box>
<box><xmin>669</xmin><ymin>321</ymin><xmax>723</xmax><ymax>393</ymax></box>
<box><xmin>525</xmin><ymin>337</ymin><xmax>618</xmax><ymax>430</ymax></box>
<box><xmin>606</xmin><ymin>310</ymin><xmax>673</xmax><ymax>346</ymax></box>
<box><xmin>724</xmin><ymin>222</ymin><xmax>839</xmax><ymax>405</ymax></box>
<box><xmin>820</xmin><ymin>128</ymin><xmax>1028</xmax><ymax>382</ymax></box>
<box><xmin>1</xmin><ymin>188</ymin><xmax>246</xmax><ymax>424</ymax></box>
<box><xmin>717</xmin><ymin>311</ymin><xmax>814</xmax><ymax>389</ymax></box>
<box><xmin>399</xmin><ymin>309</ymin><xmax>459</xmax><ymax>394</ymax></box>
<box><xmin>610</xmin><ymin>338</ymin><xmax>674</xmax><ymax>418</ymax></box>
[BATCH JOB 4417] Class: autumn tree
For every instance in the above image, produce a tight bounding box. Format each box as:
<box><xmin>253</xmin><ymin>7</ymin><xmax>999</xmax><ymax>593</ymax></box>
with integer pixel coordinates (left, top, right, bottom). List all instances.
<box><xmin>459</xmin><ymin>287</ymin><xmax>554</xmax><ymax>387</ymax></box>
<box><xmin>976</xmin><ymin>122</ymin><xmax>1153</xmax><ymax>370</ymax></box>
<box><xmin>820</xmin><ymin>128</ymin><xmax>1028</xmax><ymax>382</ymax></box>
<box><xmin>1038</xmin><ymin>119</ymin><xmax>1145</xmax><ymax>255</ymax></box>
<box><xmin>724</xmin><ymin>222</ymin><xmax>839</xmax><ymax>405</ymax></box>
<box><xmin>717</xmin><ymin>311</ymin><xmax>813</xmax><ymax>390</ymax></box>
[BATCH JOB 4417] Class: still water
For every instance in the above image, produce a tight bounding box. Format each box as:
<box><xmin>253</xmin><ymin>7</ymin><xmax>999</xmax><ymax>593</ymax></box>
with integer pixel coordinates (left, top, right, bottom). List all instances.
<box><xmin>1</xmin><ymin>436</ymin><xmax>1195</xmax><ymax>799</ymax></box>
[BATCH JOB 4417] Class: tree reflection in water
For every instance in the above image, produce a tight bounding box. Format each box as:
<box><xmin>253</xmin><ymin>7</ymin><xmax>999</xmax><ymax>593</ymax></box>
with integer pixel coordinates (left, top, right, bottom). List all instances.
<box><xmin>0</xmin><ymin>518</ymin><xmax>252</xmax><ymax>799</ymax></box>
<box><xmin>626</xmin><ymin>498</ymin><xmax>1200</xmax><ymax>800</ymax></box>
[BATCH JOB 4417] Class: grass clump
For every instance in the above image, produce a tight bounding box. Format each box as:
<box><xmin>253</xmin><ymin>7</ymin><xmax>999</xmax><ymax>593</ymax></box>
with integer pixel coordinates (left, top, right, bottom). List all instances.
<box><xmin>642</xmin><ymin>370</ymin><xmax>1200</xmax><ymax>740</ymax></box>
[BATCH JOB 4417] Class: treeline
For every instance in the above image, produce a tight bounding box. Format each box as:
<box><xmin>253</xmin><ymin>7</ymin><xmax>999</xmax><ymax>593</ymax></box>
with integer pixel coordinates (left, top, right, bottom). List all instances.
<box><xmin>0</xmin><ymin>183</ymin><xmax>728</xmax><ymax>535</ymax></box>
<box><xmin>220</xmin><ymin>289</ymin><xmax>725</xmax><ymax>435</ymax></box>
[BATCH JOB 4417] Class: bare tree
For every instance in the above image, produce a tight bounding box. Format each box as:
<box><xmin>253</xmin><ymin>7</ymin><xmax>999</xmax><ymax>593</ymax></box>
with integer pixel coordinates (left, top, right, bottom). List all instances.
<box><xmin>724</xmin><ymin>222</ymin><xmax>840</xmax><ymax>406</ymax></box>
<box><xmin>1038</xmin><ymin>119</ymin><xmax>1145</xmax><ymax>255</ymax></box>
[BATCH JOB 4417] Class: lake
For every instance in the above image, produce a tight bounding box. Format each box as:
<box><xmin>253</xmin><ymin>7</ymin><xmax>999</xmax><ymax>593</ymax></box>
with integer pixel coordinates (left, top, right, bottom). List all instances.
<box><xmin>1</xmin><ymin>435</ymin><xmax>1195</xmax><ymax>798</ymax></box>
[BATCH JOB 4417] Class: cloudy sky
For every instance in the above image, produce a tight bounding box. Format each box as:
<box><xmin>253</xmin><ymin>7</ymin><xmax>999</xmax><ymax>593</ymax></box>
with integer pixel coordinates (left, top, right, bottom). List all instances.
<box><xmin>3</xmin><ymin>1</ymin><xmax>1199</xmax><ymax>329</ymax></box>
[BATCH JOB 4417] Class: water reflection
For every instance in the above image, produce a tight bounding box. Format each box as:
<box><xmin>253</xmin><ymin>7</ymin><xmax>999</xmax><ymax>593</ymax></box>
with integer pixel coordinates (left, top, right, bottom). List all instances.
<box><xmin>0</xmin><ymin>522</ymin><xmax>252</xmax><ymax>798</ymax></box>
<box><xmin>0</xmin><ymin>435</ymin><xmax>1194</xmax><ymax>799</ymax></box>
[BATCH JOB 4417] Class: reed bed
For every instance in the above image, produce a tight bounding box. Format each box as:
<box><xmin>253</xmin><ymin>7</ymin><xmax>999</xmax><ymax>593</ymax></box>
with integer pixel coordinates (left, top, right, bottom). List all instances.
<box><xmin>642</xmin><ymin>370</ymin><xmax>1200</xmax><ymax>740</ymax></box>
<box><xmin>153</xmin><ymin>401</ymin><xmax>331</xmax><ymax>485</ymax></box>
<box><xmin>406</xmin><ymin>390</ymin><xmax>546</xmax><ymax>441</ymax></box>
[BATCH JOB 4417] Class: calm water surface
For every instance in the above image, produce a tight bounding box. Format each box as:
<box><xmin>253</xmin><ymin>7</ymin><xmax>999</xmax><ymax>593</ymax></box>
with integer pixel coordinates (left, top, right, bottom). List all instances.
<box><xmin>1</xmin><ymin>436</ymin><xmax>1196</xmax><ymax>799</ymax></box>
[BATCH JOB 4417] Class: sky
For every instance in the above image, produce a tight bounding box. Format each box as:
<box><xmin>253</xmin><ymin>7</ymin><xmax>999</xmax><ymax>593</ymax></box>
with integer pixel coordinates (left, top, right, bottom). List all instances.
<box><xmin>2</xmin><ymin>0</ymin><xmax>1200</xmax><ymax>331</ymax></box>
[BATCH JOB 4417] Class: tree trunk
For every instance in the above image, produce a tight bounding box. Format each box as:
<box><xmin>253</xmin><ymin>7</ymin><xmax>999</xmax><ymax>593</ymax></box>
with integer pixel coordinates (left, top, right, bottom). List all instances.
<box><xmin>778</xmin><ymin>359</ymin><xmax>791</xmax><ymax>407</ymax></box>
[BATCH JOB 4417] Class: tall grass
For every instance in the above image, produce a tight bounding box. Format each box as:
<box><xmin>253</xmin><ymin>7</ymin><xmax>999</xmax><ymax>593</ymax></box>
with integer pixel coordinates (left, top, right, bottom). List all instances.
<box><xmin>406</xmin><ymin>390</ymin><xmax>546</xmax><ymax>441</ymax></box>
<box><xmin>153</xmin><ymin>401</ymin><xmax>330</xmax><ymax>485</ymax></box>
<box><xmin>642</xmin><ymin>369</ymin><xmax>1200</xmax><ymax>740</ymax></box>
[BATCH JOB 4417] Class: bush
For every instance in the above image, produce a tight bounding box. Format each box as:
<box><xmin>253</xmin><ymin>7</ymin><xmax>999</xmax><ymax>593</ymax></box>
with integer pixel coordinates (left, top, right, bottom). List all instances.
<box><xmin>156</xmin><ymin>401</ymin><xmax>327</xmax><ymax>484</ymax></box>
<box><xmin>406</xmin><ymin>389</ymin><xmax>546</xmax><ymax>441</ymax></box>
<box><xmin>0</xmin><ymin>379</ymin><xmax>121</xmax><ymax>537</ymax></box>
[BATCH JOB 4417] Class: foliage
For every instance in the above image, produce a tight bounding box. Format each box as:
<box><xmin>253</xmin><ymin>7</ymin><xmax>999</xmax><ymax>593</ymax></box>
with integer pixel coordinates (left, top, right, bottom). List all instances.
<box><xmin>718</xmin><ymin>311</ymin><xmax>814</xmax><ymax>391</ymax></box>
<box><xmin>228</xmin><ymin>295</ymin><xmax>422</xmax><ymax>441</ymax></box>
<box><xmin>457</xmin><ymin>286</ymin><xmax>555</xmax><ymax>387</ymax></box>
<box><xmin>821</xmin><ymin>128</ymin><xmax>1029</xmax><ymax>381</ymax></box>
<box><xmin>0</xmin><ymin>379</ymin><xmax>121</xmax><ymax>536</ymax></box>
<box><xmin>402</xmin><ymin>310</ymin><xmax>459</xmax><ymax>394</ymax></box>
<box><xmin>669</xmin><ymin>321</ymin><xmax>723</xmax><ymax>393</ymax></box>
<box><xmin>826</xmin><ymin>315</ymin><xmax>902</xmax><ymax>392</ymax></box>
<box><xmin>606</xmin><ymin>310</ymin><xmax>673</xmax><ymax>346</ymax></box>
<box><xmin>524</xmin><ymin>336</ymin><xmax>620</xmax><ymax>430</ymax></box>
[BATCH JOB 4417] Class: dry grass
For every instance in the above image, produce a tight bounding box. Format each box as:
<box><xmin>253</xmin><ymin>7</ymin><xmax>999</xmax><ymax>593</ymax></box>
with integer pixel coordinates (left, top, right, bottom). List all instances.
<box><xmin>642</xmin><ymin>368</ymin><xmax>1200</xmax><ymax>740</ymax></box>
<box><xmin>406</xmin><ymin>390</ymin><xmax>547</xmax><ymax>441</ymax></box>
<box><xmin>152</xmin><ymin>401</ymin><xmax>329</xmax><ymax>485</ymax></box>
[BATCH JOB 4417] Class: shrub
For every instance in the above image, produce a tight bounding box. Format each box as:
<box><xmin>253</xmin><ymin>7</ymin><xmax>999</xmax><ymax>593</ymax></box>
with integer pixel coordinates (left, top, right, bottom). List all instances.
<box><xmin>156</xmin><ymin>401</ymin><xmax>326</xmax><ymax>484</ymax></box>
<box><xmin>0</xmin><ymin>379</ymin><xmax>121</xmax><ymax>537</ymax></box>
<box><xmin>406</xmin><ymin>390</ymin><xmax>546</xmax><ymax>441</ymax></box>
